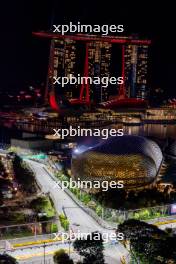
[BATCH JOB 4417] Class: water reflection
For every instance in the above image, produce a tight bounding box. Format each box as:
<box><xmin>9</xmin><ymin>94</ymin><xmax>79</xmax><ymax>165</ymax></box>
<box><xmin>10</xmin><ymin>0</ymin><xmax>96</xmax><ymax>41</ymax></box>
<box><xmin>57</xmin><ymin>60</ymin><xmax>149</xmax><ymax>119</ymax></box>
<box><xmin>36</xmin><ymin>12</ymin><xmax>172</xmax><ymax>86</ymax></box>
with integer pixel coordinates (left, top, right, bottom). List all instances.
<box><xmin>112</xmin><ymin>124</ymin><xmax>176</xmax><ymax>139</ymax></box>
<box><xmin>2</xmin><ymin>121</ymin><xmax>176</xmax><ymax>140</ymax></box>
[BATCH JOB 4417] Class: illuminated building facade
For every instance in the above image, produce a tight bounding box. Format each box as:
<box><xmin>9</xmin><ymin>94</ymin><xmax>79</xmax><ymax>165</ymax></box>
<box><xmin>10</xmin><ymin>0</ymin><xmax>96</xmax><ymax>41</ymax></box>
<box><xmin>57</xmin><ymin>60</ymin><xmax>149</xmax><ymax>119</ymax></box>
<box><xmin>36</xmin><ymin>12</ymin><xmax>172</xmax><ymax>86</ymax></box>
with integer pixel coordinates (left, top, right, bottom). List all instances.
<box><xmin>33</xmin><ymin>32</ymin><xmax>151</xmax><ymax>110</ymax></box>
<box><xmin>49</xmin><ymin>38</ymin><xmax>76</xmax><ymax>100</ymax></box>
<box><xmin>88</xmin><ymin>41</ymin><xmax>112</xmax><ymax>102</ymax></box>
<box><xmin>124</xmin><ymin>44</ymin><xmax>149</xmax><ymax>99</ymax></box>
<box><xmin>72</xmin><ymin>136</ymin><xmax>163</xmax><ymax>191</ymax></box>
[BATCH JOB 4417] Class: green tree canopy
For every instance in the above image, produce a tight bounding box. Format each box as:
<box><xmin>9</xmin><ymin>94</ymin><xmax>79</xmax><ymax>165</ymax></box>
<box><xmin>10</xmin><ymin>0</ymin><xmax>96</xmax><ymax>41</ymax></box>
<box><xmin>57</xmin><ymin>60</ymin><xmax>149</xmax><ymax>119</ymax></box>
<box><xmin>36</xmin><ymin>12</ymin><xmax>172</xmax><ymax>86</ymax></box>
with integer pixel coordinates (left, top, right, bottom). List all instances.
<box><xmin>30</xmin><ymin>196</ymin><xmax>48</xmax><ymax>212</ymax></box>
<box><xmin>0</xmin><ymin>254</ymin><xmax>18</xmax><ymax>264</ymax></box>
<box><xmin>53</xmin><ymin>249</ymin><xmax>73</xmax><ymax>264</ymax></box>
<box><xmin>13</xmin><ymin>155</ymin><xmax>36</xmax><ymax>193</ymax></box>
<box><xmin>118</xmin><ymin>219</ymin><xmax>176</xmax><ymax>263</ymax></box>
<box><xmin>73</xmin><ymin>232</ymin><xmax>105</xmax><ymax>264</ymax></box>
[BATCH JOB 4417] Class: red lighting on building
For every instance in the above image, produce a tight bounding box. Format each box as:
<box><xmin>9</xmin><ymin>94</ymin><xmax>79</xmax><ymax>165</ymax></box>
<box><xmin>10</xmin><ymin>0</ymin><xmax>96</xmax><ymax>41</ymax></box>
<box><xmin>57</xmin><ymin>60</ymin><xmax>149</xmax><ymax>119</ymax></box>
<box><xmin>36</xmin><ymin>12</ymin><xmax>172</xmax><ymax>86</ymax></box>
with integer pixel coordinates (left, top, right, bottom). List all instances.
<box><xmin>33</xmin><ymin>32</ymin><xmax>151</xmax><ymax>111</ymax></box>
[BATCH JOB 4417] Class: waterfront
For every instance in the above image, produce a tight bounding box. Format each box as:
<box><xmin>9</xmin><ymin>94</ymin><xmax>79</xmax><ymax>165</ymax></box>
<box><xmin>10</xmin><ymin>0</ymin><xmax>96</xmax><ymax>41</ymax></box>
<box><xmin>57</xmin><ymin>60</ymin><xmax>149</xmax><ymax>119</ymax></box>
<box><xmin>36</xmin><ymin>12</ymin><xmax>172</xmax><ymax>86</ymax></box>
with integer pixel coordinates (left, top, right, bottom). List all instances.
<box><xmin>16</xmin><ymin>122</ymin><xmax>176</xmax><ymax>139</ymax></box>
<box><xmin>123</xmin><ymin>123</ymin><xmax>176</xmax><ymax>139</ymax></box>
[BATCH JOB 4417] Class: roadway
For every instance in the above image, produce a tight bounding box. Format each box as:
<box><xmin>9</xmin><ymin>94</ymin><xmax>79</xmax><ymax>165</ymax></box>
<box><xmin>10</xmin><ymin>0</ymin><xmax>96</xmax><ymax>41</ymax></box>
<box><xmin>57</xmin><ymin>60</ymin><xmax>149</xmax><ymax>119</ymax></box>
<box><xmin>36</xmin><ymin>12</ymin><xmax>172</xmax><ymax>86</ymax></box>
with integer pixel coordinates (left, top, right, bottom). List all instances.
<box><xmin>27</xmin><ymin>160</ymin><xmax>105</xmax><ymax>233</ymax></box>
<box><xmin>8</xmin><ymin>242</ymin><xmax>127</xmax><ymax>264</ymax></box>
<box><xmin>6</xmin><ymin>160</ymin><xmax>128</xmax><ymax>264</ymax></box>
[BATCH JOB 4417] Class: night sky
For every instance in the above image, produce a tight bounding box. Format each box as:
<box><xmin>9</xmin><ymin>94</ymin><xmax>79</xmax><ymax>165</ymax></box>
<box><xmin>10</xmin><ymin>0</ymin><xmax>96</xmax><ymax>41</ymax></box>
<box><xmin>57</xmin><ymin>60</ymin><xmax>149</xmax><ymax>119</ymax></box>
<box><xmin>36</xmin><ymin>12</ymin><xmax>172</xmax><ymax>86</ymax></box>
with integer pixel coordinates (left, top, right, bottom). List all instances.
<box><xmin>0</xmin><ymin>1</ymin><xmax>175</xmax><ymax>98</ymax></box>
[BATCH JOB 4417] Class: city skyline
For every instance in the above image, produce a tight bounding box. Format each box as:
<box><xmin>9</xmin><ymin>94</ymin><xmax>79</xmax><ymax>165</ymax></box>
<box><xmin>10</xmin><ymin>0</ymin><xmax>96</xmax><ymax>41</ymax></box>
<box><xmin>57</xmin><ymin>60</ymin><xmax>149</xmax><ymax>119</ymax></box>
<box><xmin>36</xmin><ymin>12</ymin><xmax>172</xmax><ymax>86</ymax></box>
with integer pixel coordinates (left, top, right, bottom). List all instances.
<box><xmin>0</xmin><ymin>1</ymin><xmax>176</xmax><ymax>99</ymax></box>
<box><xmin>37</xmin><ymin>32</ymin><xmax>151</xmax><ymax>109</ymax></box>
<box><xmin>0</xmin><ymin>2</ymin><xmax>176</xmax><ymax>264</ymax></box>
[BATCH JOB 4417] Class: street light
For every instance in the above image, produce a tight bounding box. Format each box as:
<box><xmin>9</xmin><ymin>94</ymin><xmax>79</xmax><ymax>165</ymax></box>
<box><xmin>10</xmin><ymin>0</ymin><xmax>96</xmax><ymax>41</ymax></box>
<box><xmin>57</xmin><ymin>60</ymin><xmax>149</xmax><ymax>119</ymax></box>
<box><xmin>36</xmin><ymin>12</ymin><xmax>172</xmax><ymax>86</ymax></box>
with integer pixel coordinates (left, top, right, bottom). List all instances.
<box><xmin>43</xmin><ymin>242</ymin><xmax>46</xmax><ymax>264</ymax></box>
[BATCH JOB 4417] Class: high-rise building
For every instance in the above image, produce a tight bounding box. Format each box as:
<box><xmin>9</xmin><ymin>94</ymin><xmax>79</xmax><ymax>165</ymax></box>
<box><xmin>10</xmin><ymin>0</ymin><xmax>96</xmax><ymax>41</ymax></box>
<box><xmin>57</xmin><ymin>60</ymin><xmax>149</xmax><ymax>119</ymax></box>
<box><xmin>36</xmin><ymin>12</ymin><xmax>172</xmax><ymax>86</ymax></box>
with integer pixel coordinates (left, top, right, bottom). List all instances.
<box><xmin>51</xmin><ymin>38</ymin><xmax>76</xmax><ymax>99</ymax></box>
<box><xmin>124</xmin><ymin>44</ymin><xmax>149</xmax><ymax>99</ymax></box>
<box><xmin>34</xmin><ymin>31</ymin><xmax>151</xmax><ymax>109</ymax></box>
<box><xmin>88</xmin><ymin>41</ymin><xmax>112</xmax><ymax>103</ymax></box>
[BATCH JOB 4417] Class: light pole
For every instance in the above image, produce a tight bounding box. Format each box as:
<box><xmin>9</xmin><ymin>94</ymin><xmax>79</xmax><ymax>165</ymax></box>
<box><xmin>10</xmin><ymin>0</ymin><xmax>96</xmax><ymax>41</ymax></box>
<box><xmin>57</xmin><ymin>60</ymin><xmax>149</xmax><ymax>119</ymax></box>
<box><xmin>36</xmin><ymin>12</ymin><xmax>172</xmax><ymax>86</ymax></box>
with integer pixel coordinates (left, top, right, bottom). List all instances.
<box><xmin>68</xmin><ymin>232</ymin><xmax>71</xmax><ymax>258</ymax></box>
<box><xmin>43</xmin><ymin>242</ymin><xmax>46</xmax><ymax>264</ymax></box>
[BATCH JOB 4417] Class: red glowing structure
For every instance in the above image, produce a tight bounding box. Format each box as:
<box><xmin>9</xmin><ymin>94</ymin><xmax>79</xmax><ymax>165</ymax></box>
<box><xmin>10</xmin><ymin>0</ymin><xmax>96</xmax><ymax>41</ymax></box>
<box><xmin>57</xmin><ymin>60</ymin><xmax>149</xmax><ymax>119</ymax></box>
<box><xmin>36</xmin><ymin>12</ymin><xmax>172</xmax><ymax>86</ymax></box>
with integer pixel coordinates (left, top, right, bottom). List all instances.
<box><xmin>49</xmin><ymin>42</ymin><xmax>90</xmax><ymax>112</ymax></box>
<box><xmin>70</xmin><ymin>43</ymin><xmax>90</xmax><ymax>106</ymax></box>
<box><xmin>33</xmin><ymin>32</ymin><xmax>151</xmax><ymax>111</ymax></box>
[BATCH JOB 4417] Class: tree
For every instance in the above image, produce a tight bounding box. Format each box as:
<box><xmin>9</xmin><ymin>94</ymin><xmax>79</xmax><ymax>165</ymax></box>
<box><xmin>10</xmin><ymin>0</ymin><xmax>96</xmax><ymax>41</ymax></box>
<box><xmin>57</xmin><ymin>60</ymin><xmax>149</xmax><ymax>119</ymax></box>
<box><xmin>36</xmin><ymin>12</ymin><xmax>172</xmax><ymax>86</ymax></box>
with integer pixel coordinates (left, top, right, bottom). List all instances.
<box><xmin>117</xmin><ymin>219</ymin><xmax>176</xmax><ymax>263</ymax></box>
<box><xmin>30</xmin><ymin>196</ymin><xmax>48</xmax><ymax>212</ymax></box>
<box><xmin>0</xmin><ymin>254</ymin><xmax>18</xmax><ymax>264</ymax></box>
<box><xmin>73</xmin><ymin>232</ymin><xmax>105</xmax><ymax>264</ymax></box>
<box><xmin>59</xmin><ymin>214</ymin><xmax>69</xmax><ymax>231</ymax></box>
<box><xmin>53</xmin><ymin>249</ymin><xmax>73</xmax><ymax>264</ymax></box>
<box><xmin>12</xmin><ymin>155</ymin><xmax>36</xmax><ymax>193</ymax></box>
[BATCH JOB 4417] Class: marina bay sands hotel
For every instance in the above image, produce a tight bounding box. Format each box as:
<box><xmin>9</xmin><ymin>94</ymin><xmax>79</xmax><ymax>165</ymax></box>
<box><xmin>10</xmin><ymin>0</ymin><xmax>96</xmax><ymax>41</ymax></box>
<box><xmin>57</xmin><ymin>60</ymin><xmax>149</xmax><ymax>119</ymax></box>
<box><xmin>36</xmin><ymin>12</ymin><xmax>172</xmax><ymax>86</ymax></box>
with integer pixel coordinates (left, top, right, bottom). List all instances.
<box><xmin>33</xmin><ymin>32</ymin><xmax>151</xmax><ymax>109</ymax></box>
